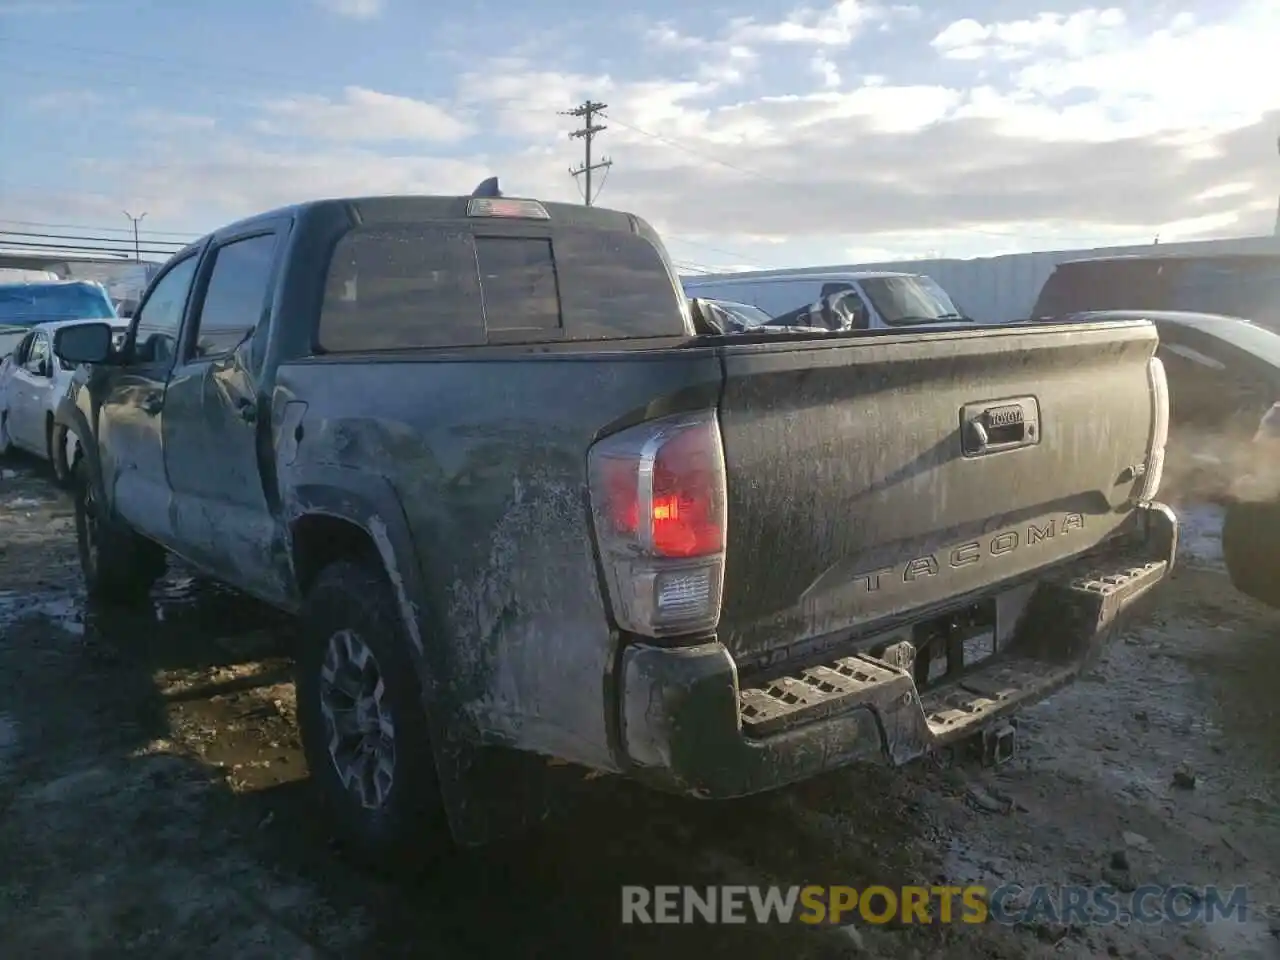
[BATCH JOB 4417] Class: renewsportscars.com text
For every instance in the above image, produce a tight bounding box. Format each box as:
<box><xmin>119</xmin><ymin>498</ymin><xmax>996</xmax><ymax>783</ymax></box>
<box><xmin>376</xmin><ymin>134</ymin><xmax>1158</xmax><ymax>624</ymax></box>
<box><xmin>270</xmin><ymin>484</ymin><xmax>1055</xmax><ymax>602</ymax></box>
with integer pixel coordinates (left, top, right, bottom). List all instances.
<box><xmin>620</xmin><ymin>884</ymin><xmax>1251</xmax><ymax>926</ymax></box>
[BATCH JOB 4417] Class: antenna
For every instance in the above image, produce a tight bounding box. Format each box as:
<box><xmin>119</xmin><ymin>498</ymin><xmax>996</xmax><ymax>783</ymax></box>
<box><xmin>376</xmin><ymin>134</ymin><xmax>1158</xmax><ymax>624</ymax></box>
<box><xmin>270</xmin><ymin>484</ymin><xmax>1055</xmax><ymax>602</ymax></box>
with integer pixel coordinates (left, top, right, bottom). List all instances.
<box><xmin>472</xmin><ymin>177</ymin><xmax>502</xmax><ymax>198</ymax></box>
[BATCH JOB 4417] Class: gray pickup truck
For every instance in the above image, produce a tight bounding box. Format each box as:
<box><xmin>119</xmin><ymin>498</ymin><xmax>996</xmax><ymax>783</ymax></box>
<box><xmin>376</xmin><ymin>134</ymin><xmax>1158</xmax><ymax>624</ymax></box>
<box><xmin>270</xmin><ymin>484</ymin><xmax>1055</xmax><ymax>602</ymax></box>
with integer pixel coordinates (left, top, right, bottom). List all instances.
<box><xmin>51</xmin><ymin>188</ymin><xmax>1177</xmax><ymax>867</ymax></box>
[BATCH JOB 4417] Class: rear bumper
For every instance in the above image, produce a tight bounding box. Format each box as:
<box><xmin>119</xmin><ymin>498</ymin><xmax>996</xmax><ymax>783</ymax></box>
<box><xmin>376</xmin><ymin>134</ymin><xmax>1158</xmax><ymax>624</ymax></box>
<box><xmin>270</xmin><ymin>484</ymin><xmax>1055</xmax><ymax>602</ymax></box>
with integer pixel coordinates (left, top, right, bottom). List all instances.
<box><xmin>618</xmin><ymin>501</ymin><xmax>1177</xmax><ymax>799</ymax></box>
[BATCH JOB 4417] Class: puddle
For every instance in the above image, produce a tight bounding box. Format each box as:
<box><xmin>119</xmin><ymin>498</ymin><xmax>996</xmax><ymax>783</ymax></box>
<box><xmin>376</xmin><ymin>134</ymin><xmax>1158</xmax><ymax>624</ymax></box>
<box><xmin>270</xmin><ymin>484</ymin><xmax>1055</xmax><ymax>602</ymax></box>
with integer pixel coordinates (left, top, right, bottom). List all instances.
<box><xmin>3</xmin><ymin>496</ymin><xmax>48</xmax><ymax>510</ymax></box>
<box><xmin>37</xmin><ymin>596</ymin><xmax>85</xmax><ymax>635</ymax></box>
<box><xmin>168</xmin><ymin>681</ymin><xmax>306</xmax><ymax>794</ymax></box>
<box><xmin>1177</xmin><ymin>503</ymin><xmax>1225</xmax><ymax>571</ymax></box>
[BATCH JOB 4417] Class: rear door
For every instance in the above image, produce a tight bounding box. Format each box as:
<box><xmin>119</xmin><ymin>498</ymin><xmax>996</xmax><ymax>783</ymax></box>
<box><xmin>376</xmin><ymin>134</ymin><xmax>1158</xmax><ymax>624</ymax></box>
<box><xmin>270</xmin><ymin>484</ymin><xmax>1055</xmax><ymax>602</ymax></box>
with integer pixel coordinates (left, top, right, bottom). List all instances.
<box><xmin>713</xmin><ymin>321</ymin><xmax>1159</xmax><ymax>664</ymax></box>
<box><xmin>162</xmin><ymin>225</ymin><xmax>287</xmax><ymax>601</ymax></box>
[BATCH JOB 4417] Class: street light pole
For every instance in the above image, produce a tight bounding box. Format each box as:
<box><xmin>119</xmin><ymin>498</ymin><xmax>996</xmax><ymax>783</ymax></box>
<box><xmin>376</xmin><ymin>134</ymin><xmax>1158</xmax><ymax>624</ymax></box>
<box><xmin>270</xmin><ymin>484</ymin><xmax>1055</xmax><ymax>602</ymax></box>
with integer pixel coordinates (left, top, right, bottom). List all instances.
<box><xmin>123</xmin><ymin>210</ymin><xmax>147</xmax><ymax>261</ymax></box>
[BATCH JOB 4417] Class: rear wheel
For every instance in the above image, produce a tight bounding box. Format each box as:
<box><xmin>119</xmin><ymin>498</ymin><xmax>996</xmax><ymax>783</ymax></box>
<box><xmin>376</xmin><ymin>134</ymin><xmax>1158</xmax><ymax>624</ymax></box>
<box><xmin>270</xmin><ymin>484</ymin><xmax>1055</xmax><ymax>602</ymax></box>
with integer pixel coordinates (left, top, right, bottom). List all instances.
<box><xmin>1222</xmin><ymin>498</ymin><xmax>1280</xmax><ymax>609</ymax></box>
<box><xmin>295</xmin><ymin>559</ymin><xmax>450</xmax><ymax>873</ymax></box>
<box><xmin>73</xmin><ymin>459</ymin><xmax>166</xmax><ymax>605</ymax></box>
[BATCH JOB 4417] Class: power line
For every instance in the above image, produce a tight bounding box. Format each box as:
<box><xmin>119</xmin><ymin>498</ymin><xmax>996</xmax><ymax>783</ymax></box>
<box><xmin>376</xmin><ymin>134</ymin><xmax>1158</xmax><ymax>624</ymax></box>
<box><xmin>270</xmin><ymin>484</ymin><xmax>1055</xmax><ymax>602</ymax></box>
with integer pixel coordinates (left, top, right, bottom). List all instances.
<box><xmin>604</xmin><ymin>113</ymin><xmax>789</xmax><ymax>186</ymax></box>
<box><xmin>667</xmin><ymin>235</ymin><xmax>768</xmax><ymax>268</ymax></box>
<box><xmin>0</xmin><ymin>218</ymin><xmax>199</xmax><ymax>238</ymax></box>
<box><xmin>0</xmin><ymin>237</ymin><xmax>179</xmax><ymax>259</ymax></box>
<box><xmin>561</xmin><ymin>100</ymin><xmax>613</xmax><ymax>207</ymax></box>
<box><xmin>0</xmin><ymin>230</ymin><xmax>186</xmax><ymax>248</ymax></box>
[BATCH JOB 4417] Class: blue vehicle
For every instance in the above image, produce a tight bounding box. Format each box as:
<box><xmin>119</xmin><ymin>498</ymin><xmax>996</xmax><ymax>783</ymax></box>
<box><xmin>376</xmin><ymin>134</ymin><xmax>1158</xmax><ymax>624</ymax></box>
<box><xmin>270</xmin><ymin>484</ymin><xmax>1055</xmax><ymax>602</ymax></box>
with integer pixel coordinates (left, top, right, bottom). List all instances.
<box><xmin>0</xmin><ymin>281</ymin><xmax>118</xmax><ymax>357</ymax></box>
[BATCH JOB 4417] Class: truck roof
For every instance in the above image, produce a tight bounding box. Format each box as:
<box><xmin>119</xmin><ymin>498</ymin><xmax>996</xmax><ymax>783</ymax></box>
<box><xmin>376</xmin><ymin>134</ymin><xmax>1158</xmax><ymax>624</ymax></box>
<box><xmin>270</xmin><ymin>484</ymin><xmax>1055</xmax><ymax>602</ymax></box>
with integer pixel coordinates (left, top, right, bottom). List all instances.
<box><xmin>187</xmin><ymin>194</ymin><xmax>660</xmax><ymax>251</ymax></box>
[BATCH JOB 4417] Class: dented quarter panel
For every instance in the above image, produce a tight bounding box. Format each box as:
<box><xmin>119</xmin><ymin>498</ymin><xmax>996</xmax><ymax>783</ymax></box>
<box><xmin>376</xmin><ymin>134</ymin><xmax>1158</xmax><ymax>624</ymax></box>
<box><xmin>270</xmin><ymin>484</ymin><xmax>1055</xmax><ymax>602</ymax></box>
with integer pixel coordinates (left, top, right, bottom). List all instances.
<box><xmin>273</xmin><ymin>350</ymin><xmax>723</xmax><ymax>770</ymax></box>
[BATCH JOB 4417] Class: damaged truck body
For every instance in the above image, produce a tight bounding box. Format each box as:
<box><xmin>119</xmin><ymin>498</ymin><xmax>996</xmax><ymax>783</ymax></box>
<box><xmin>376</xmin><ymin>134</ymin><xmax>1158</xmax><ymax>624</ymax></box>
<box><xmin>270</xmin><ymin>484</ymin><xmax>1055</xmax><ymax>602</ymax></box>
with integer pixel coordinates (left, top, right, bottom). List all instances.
<box><xmin>51</xmin><ymin>191</ymin><xmax>1177</xmax><ymax>864</ymax></box>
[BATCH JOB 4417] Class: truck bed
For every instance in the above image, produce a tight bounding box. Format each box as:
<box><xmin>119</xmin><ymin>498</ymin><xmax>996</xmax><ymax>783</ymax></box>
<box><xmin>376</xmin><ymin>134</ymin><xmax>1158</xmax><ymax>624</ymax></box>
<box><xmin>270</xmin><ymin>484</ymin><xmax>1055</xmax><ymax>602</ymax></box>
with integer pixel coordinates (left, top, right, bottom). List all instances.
<box><xmin>274</xmin><ymin>317</ymin><xmax>1161</xmax><ymax>773</ymax></box>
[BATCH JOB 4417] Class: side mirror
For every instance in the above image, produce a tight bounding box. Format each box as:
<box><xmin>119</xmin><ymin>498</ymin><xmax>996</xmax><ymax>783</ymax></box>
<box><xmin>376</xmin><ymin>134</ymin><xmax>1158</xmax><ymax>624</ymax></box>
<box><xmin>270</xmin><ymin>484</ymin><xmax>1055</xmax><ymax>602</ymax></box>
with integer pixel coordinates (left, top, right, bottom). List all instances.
<box><xmin>53</xmin><ymin>322</ymin><xmax>116</xmax><ymax>365</ymax></box>
<box><xmin>38</xmin><ymin>357</ymin><xmax>53</xmax><ymax>378</ymax></box>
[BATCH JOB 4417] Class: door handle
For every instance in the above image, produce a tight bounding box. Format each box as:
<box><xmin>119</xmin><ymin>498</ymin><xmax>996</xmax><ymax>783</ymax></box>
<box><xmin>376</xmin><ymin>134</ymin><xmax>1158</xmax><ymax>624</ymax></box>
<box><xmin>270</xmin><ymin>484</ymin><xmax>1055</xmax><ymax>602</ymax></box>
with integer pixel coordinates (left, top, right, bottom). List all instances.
<box><xmin>235</xmin><ymin>396</ymin><xmax>257</xmax><ymax>424</ymax></box>
<box><xmin>141</xmin><ymin>392</ymin><xmax>163</xmax><ymax>416</ymax></box>
<box><xmin>960</xmin><ymin>397</ymin><xmax>1040</xmax><ymax>456</ymax></box>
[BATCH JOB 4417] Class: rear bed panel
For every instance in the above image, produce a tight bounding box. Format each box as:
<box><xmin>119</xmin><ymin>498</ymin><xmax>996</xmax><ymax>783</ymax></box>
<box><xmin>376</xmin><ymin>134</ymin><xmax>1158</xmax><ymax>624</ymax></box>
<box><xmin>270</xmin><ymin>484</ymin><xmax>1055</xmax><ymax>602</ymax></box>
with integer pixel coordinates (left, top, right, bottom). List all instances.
<box><xmin>715</xmin><ymin>321</ymin><xmax>1158</xmax><ymax>663</ymax></box>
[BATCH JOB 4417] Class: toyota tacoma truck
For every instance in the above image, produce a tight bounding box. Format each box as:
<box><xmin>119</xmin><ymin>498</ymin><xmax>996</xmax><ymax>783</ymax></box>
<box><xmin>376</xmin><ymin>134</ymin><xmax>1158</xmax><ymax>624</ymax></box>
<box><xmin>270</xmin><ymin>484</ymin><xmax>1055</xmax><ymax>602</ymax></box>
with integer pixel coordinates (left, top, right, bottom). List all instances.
<box><xmin>51</xmin><ymin>187</ymin><xmax>1177</xmax><ymax>866</ymax></box>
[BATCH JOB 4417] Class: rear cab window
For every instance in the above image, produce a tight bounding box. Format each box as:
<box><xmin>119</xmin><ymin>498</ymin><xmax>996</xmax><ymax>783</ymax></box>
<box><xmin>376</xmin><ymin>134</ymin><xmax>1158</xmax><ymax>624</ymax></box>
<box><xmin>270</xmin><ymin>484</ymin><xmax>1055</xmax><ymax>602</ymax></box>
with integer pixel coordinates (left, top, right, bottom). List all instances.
<box><xmin>474</xmin><ymin>236</ymin><xmax>562</xmax><ymax>340</ymax></box>
<box><xmin>317</xmin><ymin>213</ymin><xmax>685</xmax><ymax>352</ymax></box>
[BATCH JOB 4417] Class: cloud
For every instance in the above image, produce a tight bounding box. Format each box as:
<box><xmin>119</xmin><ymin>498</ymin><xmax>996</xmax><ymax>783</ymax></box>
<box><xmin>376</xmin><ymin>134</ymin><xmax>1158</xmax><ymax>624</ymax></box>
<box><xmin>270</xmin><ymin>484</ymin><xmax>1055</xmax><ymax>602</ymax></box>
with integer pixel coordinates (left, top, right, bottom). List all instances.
<box><xmin>932</xmin><ymin>8</ymin><xmax>1127</xmax><ymax>61</ymax></box>
<box><xmin>16</xmin><ymin>0</ymin><xmax>1280</xmax><ymax>267</ymax></box>
<box><xmin>727</xmin><ymin>0</ymin><xmax>916</xmax><ymax>47</ymax></box>
<box><xmin>811</xmin><ymin>53</ymin><xmax>842</xmax><ymax>88</ymax></box>
<box><xmin>313</xmin><ymin>0</ymin><xmax>383</xmax><ymax>19</ymax></box>
<box><xmin>256</xmin><ymin>86</ymin><xmax>472</xmax><ymax>143</ymax></box>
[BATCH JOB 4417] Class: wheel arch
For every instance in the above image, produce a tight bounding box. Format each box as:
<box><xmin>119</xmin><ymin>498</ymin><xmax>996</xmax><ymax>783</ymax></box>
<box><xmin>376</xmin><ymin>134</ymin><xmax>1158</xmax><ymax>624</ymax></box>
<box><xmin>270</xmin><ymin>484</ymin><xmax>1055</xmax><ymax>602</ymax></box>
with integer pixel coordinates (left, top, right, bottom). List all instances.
<box><xmin>55</xmin><ymin>396</ymin><xmax>103</xmax><ymax>495</ymax></box>
<box><xmin>286</xmin><ymin>475</ymin><xmax>488</xmax><ymax>832</ymax></box>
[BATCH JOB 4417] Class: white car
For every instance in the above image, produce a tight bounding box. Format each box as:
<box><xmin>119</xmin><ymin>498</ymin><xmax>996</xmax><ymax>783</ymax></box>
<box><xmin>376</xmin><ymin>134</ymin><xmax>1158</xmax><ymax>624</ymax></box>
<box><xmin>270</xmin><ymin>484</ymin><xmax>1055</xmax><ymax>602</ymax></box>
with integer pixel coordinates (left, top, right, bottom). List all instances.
<box><xmin>0</xmin><ymin>319</ymin><xmax>128</xmax><ymax>484</ymax></box>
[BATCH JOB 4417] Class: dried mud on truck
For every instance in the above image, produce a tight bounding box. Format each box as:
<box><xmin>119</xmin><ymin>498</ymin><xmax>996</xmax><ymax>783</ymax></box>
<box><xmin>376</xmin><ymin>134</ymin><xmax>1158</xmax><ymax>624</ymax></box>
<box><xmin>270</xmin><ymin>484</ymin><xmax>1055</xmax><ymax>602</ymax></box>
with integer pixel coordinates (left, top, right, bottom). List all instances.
<box><xmin>49</xmin><ymin>188</ymin><xmax>1176</xmax><ymax>867</ymax></box>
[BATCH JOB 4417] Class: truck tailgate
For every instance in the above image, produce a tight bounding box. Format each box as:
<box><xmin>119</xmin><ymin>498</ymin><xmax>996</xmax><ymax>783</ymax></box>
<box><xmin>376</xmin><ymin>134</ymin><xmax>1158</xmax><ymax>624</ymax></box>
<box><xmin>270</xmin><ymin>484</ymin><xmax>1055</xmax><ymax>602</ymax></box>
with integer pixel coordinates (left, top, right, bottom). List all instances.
<box><xmin>716</xmin><ymin>321</ymin><xmax>1158</xmax><ymax>664</ymax></box>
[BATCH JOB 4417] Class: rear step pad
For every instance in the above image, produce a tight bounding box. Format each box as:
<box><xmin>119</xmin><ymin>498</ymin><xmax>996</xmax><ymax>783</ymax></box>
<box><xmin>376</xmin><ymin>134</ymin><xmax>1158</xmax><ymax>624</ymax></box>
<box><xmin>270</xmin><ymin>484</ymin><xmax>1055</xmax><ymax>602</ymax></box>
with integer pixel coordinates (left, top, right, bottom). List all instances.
<box><xmin>738</xmin><ymin>552</ymin><xmax>1167</xmax><ymax>742</ymax></box>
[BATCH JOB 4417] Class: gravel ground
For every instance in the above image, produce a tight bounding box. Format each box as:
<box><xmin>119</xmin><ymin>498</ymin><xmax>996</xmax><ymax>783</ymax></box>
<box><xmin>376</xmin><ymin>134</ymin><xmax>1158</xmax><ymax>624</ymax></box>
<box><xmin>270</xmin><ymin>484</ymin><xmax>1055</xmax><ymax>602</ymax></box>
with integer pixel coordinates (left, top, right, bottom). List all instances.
<box><xmin>0</xmin><ymin>456</ymin><xmax>1278</xmax><ymax>959</ymax></box>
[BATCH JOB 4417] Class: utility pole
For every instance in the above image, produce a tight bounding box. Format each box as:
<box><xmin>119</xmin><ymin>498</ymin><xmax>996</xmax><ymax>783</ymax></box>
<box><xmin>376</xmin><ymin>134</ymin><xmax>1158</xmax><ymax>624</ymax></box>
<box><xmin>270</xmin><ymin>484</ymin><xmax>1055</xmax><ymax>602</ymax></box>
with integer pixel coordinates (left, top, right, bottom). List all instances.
<box><xmin>123</xmin><ymin>210</ymin><xmax>147</xmax><ymax>261</ymax></box>
<box><xmin>561</xmin><ymin>100</ymin><xmax>612</xmax><ymax>206</ymax></box>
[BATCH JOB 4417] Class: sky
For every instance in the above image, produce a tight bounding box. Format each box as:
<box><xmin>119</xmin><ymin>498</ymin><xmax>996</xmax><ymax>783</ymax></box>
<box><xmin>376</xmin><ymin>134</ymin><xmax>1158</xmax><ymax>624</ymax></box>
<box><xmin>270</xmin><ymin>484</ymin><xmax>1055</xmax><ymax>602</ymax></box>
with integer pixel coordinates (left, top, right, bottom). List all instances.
<box><xmin>0</xmin><ymin>0</ymin><xmax>1278</xmax><ymax>273</ymax></box>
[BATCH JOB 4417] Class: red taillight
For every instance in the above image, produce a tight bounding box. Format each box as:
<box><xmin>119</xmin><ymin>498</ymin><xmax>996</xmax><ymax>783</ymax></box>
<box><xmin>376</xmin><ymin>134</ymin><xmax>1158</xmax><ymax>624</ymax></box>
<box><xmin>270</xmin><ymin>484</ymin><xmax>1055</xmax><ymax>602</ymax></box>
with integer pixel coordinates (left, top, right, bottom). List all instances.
<box><xmin>588</xmin><ymin>411</ymin><xmax>727</xmax><ymax>638</ymax></box>
<box><xmin>650</xmin><ymin>426</ymin><xmax>724</xmax><ymax>557</ymax></box>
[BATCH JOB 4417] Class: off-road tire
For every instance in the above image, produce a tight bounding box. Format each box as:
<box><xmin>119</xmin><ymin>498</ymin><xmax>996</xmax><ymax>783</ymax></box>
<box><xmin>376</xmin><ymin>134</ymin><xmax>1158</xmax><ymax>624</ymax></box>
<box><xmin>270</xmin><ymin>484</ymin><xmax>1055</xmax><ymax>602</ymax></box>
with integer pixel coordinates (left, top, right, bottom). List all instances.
<box><xmin>1222</xmin><ymin>498</ymin><xmax>1280</xmax><ymax>609</ymax></box>
<box><xmin>0</xmin><ymin>412</ymin><xmax>12</xmax><ymax>460</ymax></box>
<box><xmin>295</xmin><ymin>559</ymin><xmax>450</xmax><ymax>874</ymax></box>
<box><xmin>73</xmin><ymin>458</ymin><xmax>167</xmax><ymax>605</ymax></box>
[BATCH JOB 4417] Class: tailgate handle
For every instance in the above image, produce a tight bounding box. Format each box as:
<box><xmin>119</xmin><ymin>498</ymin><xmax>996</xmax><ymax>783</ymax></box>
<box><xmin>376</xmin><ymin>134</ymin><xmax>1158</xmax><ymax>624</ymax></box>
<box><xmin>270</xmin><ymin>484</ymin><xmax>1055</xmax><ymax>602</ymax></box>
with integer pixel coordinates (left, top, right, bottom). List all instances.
<box><xmin>961</xmin><ymin>397</ymin><xmax>1040</xmax><ymax>456</ymax></box>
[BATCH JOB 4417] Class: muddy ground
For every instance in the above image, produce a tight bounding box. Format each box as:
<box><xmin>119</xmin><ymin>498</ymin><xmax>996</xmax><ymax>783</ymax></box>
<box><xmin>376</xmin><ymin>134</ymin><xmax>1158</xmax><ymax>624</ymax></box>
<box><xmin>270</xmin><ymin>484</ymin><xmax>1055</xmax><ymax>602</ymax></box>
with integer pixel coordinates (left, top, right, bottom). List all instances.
<box><xmin>0</xmin><ymin>457</ymin><xmax>1278</xmax><ymax>959</ymax></box>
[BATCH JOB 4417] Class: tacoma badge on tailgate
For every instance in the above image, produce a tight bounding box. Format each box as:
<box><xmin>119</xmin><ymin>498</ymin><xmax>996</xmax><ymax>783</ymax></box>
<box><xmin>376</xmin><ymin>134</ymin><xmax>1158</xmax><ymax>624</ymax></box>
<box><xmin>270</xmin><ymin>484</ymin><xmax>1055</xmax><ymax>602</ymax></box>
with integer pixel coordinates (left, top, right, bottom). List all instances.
<box><xmin>851</xmin><ymin>512</ymin><xmax>1085</xmax><ymax>594</ymax></box>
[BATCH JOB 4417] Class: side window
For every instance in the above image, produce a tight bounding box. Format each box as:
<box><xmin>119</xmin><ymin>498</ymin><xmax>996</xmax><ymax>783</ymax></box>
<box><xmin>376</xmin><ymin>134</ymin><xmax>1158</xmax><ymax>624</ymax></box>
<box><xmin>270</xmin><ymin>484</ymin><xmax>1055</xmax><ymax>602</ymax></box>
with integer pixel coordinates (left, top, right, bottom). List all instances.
<box><xmin>132</xmin><ymin>255</ymin><xmax>200</xmax><ymax>366</ymax></box>
<box><xmin>764</xmin><ymin>283</ymin><xmax>831</xmax><ymax>326</ymax></box>
<box><xmin>189</xmin><ymin>233</ymin><xmax>278</xmax><ymax>360</ymax></box>
<box><xmin>752</xmin><ymin>282</ymin><xmax>816</xmax><ymax>320</ymax></box>
<box><xmin>24</xmin><ymin>334</ymin><xmax>50</xmax><ymax>375</ymax></box>
<box><xmin>319</xmin><ymin>225</ymin><xmax>484</xmax><ymax>352</ymax></box>
<box><xmin>11</xmin><ymin>333</ymin><xmax>33</xmax><ymax>367</ymax></box>
<box><xmin>474</xmin><ymin>236</ymin><xmax>562</xmax><ymax>337</ymax></box>
<box><xmin>683</xmin><ymin>282</ymin><xmax>754</xmax><ymax>308</ymax></box>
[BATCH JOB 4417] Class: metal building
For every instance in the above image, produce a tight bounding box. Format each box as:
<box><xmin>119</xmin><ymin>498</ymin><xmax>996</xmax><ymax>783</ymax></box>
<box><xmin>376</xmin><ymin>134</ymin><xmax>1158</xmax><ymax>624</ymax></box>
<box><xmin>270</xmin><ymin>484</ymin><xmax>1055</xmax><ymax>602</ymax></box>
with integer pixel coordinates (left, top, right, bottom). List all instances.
<box><xmin>680</xmin><ymin>234</ymin><xmax>1280</xmax><ymax>324</ymax></box>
